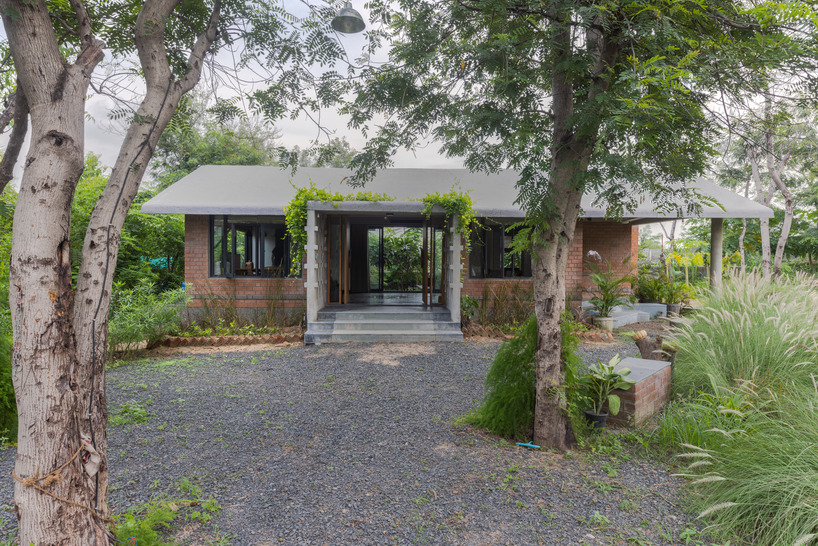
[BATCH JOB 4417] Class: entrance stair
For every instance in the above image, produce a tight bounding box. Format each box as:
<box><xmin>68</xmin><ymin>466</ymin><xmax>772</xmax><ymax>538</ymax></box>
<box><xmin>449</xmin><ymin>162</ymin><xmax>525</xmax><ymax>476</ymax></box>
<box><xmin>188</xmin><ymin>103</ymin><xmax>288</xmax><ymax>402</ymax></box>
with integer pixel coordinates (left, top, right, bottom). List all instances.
<box><xmin>305</xmin><ymin>305</ymin><xmax>463</xmax><ymax>344</ymax></box>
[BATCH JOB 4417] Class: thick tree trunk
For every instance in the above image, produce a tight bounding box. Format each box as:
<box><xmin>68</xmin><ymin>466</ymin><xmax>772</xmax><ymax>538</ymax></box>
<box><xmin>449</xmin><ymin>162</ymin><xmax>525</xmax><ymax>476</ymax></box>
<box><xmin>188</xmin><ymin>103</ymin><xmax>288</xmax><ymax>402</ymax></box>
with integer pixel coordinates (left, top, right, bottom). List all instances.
<box><xmin>9</xmin><ymin>74</ymin><xmax>109</xmax><ymax>546</ymax></box>
<box><xmin>532</xmin><ymin>195</ymin><xmax>581</xmax><ymax>450</ymax></box>
<box><xmin>2</xmin><ymin>0</ymin><xmax>108</xmax><ymax>542</ymax></box>
<box><xmin>530</xmin><ymin>9</ymin><xmax>620</xmax><ymax>450</ymax></box>
<box><xmin>2</xmin><ymin>0</ymin><xmax>217</xmax><ymax>541</ymax></box>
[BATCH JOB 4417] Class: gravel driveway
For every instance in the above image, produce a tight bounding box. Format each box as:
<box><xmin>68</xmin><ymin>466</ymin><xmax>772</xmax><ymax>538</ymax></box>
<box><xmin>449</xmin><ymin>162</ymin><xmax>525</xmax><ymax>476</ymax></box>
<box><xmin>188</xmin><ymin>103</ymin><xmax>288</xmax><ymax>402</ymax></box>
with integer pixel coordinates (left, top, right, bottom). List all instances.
<box><xmin>0</xmin><ymin>341</ymin><xmax>698</xmax><ymax>545</ymax></box>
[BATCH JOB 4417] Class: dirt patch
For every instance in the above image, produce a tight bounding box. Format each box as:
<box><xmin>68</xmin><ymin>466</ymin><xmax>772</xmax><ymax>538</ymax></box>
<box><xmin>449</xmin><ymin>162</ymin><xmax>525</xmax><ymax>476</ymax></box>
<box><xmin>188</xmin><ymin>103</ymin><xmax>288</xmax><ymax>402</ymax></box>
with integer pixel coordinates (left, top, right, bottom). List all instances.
<box><xmin>140</xmin><ymin>341</ymin><xmax>297</xmax><ymax>358</ymax></box>
<box><xmin>615</xmin><ymin>319</ymin><xmax>673</xmax><ymax>336</ymax></box>
<box><xmin>357</xmin><ymin>343</ymin><xmax>436</xmax><ymax>366</ymax></box>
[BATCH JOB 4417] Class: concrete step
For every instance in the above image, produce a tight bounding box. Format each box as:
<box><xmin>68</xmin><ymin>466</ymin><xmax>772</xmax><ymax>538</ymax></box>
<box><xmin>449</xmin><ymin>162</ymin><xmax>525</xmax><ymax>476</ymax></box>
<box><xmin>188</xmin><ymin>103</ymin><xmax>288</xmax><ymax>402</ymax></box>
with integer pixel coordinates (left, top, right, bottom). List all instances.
<box><xmin>304</xmin><ymin>329</ymin><xmax>464</xmax><ymax>344</ymax></box>
<box><xmin>308</xmin><ymin>319</ymin><xmax>462</xmax><ymax>332</ymax></box>
<box><xmin>317</xmin><ymin>309</ymin><xmax>451</xmax><ymax>321</ymax></box>
<box><xmin>610</xmin><ymin>311</ymin><xmax>650</xmax><ymax>328</ymax></box>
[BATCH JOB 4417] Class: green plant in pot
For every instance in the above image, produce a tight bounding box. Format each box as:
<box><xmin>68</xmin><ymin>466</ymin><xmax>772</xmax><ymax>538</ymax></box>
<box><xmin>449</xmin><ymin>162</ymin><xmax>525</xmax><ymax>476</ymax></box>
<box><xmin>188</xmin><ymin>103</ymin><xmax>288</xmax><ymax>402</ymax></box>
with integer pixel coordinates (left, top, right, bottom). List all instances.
<box><xmin>587</xmin><ymin>258</ymin><xmax>632</xmax><ymax>330</ymax></box>
<box><xmin>663</xmin><ymin>280</ymin><xmax>691</xmax><ymax>315</ymax></box>
<box><xmin>579</xmin><ymin>354</ymin><xmax>636</xmax><ymax>429</ymax></box>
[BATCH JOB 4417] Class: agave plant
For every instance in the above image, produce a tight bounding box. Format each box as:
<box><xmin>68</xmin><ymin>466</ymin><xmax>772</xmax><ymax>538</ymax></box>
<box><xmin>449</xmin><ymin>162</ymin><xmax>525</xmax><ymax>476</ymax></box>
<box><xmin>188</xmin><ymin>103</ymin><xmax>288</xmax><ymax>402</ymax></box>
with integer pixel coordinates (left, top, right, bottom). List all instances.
<box><xmin>580</xmin><ymin>354</ymin><xmax>636</xmax><ymax>416</ymax></box>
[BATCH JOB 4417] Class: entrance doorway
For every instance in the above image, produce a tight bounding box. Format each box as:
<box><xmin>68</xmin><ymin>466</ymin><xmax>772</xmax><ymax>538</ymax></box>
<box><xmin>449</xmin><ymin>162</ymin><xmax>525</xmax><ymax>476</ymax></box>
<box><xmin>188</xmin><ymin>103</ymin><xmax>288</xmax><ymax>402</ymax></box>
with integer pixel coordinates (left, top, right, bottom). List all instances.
<box><xmin>325</xmin><ymin>215</ymin><xmax>447</xmax><ymax>306</ymax></box>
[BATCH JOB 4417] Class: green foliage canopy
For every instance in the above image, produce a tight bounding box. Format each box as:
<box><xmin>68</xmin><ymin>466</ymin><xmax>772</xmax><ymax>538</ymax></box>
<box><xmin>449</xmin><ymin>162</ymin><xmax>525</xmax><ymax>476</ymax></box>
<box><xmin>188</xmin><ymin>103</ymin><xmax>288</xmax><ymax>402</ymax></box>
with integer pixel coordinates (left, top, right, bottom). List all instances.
<box><xmin>342</xmin><ymin>0</ymin><xmax>818</xmax><ymax>229</ymax></box>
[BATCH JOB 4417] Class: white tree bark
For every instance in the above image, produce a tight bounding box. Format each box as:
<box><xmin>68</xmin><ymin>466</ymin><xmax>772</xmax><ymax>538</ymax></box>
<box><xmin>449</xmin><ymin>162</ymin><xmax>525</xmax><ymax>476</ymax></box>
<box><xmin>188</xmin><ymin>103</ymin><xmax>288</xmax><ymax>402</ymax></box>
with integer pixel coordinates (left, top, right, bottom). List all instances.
<box><xmin>766</xmin><ymin>128</ymin><xmax>793</xmax><ymax>277</ymax></box>
<box><xmin>2</xmin><ymin>0</ymin><xmax>219</xmax><ymax>541</ymax></box>
<box><xmin>2</xmin><ymin>0</ymin><xmax>108</xmax><ymax>541</ymax></box>
<box><xmin>738</xmin><ymin>178</ymin><xmax>749</xmax><ymax>274</ymax></box>
<box><xmin>749</xmin><ymin>148</ymin><xmax>776</xmax><ymax>279</ymax></box>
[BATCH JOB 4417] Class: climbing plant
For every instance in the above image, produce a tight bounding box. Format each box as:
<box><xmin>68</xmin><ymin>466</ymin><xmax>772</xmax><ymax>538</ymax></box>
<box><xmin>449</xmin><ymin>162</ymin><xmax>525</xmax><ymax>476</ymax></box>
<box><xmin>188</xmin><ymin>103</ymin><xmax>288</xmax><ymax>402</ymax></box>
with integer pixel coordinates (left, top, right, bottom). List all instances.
<box><xmin>285</xmin><ymin>185</ymin><xmax>479</xmax><ymax>275</ymax></box>
<box><xmin>421</xmin><ymin>189</ymin><xmax>478</xmax><ymax>252</ymax></box>
<box><xmin>284</xmin><ymin>184</ymin><xmax>394</xmax><ymax>274</ymax></box>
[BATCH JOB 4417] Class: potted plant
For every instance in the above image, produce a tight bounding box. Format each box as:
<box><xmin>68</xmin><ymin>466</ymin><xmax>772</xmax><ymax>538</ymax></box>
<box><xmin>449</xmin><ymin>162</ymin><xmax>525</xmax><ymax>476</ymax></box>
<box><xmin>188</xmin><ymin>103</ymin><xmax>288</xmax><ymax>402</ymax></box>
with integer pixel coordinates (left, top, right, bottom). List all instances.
<box><xmin>663</xmin><ymin>280</ymin><xmax>690</xmax><ymax>316</ymax></box>
<box><xmin>587</xmin><ymin>260</ymin><xmax>632</xmax><ymax>331</ymax></box>
<box><xmin>579</xmin><ymin>354</ymin><xmax>636</xmax><ymax>429</ymax></box>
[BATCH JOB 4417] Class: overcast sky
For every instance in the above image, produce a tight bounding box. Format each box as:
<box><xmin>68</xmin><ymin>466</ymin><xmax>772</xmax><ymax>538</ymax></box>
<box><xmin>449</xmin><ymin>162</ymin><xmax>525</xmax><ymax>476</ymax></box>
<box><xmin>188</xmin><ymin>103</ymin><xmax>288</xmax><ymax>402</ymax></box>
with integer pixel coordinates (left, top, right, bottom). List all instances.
<box><xmin>1</xmin><ymin>3</ymin><xmax>466</xmax><ymax>189</ymax></box>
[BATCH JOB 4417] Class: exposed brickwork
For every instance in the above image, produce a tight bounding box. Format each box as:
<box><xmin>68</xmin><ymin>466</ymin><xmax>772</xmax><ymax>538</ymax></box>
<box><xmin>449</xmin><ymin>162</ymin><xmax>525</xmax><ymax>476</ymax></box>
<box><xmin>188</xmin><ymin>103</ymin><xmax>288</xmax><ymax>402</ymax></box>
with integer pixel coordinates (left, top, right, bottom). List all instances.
<box><xmin>580</xmin><ymin>221</ymin><xmax>639</xmax><ymax>295</ymax></box>
<box><xmin>184</xmin><ymin>215</ymin><xmax>306</xmax><ymax>314</ymax></box>
<box><xmin>185</xmin><ymin>216</ymin><xmax>637</xmax><ymax>313</ymax></box>
<box><xmin>609</xmin><ymin>364</ymin><xmax>671</xmax><ymax>427</ymax></box>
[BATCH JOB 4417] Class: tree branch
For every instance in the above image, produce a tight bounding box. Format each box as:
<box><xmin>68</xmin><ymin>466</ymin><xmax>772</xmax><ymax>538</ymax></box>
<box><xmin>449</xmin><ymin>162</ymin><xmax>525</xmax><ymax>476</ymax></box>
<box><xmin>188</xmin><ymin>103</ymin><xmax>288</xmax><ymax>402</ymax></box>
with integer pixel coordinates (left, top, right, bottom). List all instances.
<box><xmin>0</xmin><ymin>89</ymin><xmax>27</xmax><ymax>194</ymax></box>
<box><xmin>0</xmin><ymin>91</ymin><xmax>16</xmax><ymax>132</ymax></box>
<box><xmin>68</xmin><ymin>0</ymin><xmax>94</xmax><ymax>49</ymax></box>
<box><xmin>178</xmin><ymin>1</ymin><xmax>222</xmax><ymax>94</ymax></box>
<box><xmin>135</xmin><ymin>0</ymin><xmax>182</xmax><ymax>86</ymax></box>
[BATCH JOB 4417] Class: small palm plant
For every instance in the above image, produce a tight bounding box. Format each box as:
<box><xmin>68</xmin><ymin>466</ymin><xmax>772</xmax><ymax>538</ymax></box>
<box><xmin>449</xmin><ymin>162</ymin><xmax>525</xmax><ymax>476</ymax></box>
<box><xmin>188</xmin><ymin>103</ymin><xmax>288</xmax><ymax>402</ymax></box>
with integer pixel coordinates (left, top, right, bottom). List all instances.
<box><xmin>580</xmin><ymin>354</ymin><xmax>636</xmax><ymax>417</ymax></box>
<box><xmin>587</xmin><ymin>259</ymin><xmax>633</xmax><ymax>317</ymax></box>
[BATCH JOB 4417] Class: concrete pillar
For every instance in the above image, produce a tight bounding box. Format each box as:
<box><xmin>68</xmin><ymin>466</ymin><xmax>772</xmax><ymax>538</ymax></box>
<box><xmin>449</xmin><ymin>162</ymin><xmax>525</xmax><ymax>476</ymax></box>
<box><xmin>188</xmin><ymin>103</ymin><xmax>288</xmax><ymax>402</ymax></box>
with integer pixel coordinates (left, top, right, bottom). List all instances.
<box><xmin>448</xmin><ymin>217</ymin><xmax>462</xmax><ymax>323</ymax></box>
<box><xmin>710</xmin><ymin>218</ymin><xmax>724</xmax><ymax>293</ymax></box>
<box><xmin>305</xmin><ymin>209</ymin><xmax>319</xmax><ymax>323</ymax></box>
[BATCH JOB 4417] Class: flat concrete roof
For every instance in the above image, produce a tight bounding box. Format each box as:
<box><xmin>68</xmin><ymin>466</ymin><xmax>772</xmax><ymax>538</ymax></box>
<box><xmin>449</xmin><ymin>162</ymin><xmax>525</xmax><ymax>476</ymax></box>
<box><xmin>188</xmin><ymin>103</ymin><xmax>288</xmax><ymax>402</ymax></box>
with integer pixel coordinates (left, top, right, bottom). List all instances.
<box><xmin>140</xmin><ymin>166</ymin><xmax>773</xmax><ymax>220</ymax></box>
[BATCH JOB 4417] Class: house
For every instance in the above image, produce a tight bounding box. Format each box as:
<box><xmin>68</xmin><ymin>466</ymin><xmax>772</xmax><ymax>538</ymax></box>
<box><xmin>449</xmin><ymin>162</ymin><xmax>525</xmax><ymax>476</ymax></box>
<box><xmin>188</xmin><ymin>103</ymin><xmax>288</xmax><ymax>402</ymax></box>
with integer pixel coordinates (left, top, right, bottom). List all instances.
<box><xmin>141</xmin><ymin>166</ymin><xmax>773</xmax><ymax>343</ymax></box>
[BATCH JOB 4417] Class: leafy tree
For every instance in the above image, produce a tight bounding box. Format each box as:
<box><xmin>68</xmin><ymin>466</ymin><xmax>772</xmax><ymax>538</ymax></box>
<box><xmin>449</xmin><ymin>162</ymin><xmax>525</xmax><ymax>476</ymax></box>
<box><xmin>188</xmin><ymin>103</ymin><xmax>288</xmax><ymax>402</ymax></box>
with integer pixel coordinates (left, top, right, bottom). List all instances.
<box><xmin>150</xmin><ymin>97</ymin><xmax>282</xmax><ymax>191</ymax></box>
<box><xmin>344</xmin><ymin>0</ymin><xmax>817</xmax><ymax>448</ymax></box>
<box><xmin>382</xmin><ymin>227</ymin><xmax>422</xmax><ymax>291</ymax></box>
<box><xmin>0</xmin><ymin>0</ymin><xmax>349</xmax><ymax>541</ymax></box>
<box><xmin>291</xmin><ymin>136</ymin><xmax>359</xmax><ymax>168</ymax></box>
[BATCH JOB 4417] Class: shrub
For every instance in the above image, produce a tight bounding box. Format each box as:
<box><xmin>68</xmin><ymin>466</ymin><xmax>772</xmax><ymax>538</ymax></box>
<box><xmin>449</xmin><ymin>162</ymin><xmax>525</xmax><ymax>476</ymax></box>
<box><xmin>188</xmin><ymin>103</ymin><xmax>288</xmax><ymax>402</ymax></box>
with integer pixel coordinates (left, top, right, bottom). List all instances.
<box><xmin>660</xmin><ymin>273</ymin><xmax>818</xmax><ymax>546</ymax></box>
<box><xmin>587</xmin><ymin>259</ymin><xmax>632</xmax><ymax>317</ymax></box>
<box><xmin>466</xmin><ymin>312</ymin><xmax>584</xmax><ymax>438</ymax></box>
<box><xmin>108</xmin><ymin>281</ymin><xmax>187</xmax><ymax>357</ymax></box>
<box><xmin>669</xmin><ymin>272</ymin><xmax>818</xmax><ymax>397</ymax></box>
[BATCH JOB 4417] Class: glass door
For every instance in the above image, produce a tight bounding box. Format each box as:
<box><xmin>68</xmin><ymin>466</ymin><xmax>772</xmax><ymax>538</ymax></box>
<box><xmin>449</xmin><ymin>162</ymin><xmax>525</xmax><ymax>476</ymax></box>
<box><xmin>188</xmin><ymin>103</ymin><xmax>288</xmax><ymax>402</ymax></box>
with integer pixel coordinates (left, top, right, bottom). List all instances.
<box><xmin>422</xmin><ymin>218</ymin><xmax>446</xmax><ymax>305</ymax></box>
<box><xmin>327</xmin><ymin>216</ymin><xmax>349</xmax><ymax>304</ymax></box>
<box><xmin>368</xmin><ymin>227</ymin><xmax>384</xmax><ymax>292</ymax></box>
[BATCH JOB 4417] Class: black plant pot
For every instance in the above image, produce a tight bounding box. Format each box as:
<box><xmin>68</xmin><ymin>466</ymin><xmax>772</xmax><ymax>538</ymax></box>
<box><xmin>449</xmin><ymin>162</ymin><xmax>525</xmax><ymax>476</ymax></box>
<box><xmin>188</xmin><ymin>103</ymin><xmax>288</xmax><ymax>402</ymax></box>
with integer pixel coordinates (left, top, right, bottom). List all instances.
<box><xmin>584</xmin><ymin>408</ymin><xmax>609</xmax><ymax>430</ymax></box>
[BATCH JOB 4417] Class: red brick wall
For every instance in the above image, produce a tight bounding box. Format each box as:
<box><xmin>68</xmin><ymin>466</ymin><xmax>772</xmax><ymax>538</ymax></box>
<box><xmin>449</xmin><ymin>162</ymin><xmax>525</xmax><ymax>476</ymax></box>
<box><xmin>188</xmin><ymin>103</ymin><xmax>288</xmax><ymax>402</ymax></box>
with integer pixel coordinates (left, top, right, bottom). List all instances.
<box><xmin>184</xmin><ymin>215</ymin><xmax>306</xmax><ymax>313</ymax></box>
<box><xmin>461</xmin><ymin>220</ymin><xmax>636</xmax><ymax>302</ymax></box>
<box><xmin>579</xmin><ymin>221</ymin><xmax>639</xmax><ymax>294</ymax></box>
<box><xmin>609</xmin><ymin>364</ymin><xmax>671</xmax><ymax>427</ymax></box>
<box><xmin>185</xmin><ymin>216</ymin><xmax>637</xmax><ymax>313</ymax></box>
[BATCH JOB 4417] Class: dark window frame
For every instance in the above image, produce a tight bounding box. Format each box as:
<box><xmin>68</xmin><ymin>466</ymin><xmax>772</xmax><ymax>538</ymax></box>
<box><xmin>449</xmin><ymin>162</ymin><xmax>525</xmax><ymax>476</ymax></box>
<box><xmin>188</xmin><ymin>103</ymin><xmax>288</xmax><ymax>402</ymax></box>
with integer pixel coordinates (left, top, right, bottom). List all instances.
<box><xmin>469</xmin><ymin>222</ymin><xmax>532</xmax><ymax>279</ymax></box>
<box><xmin>208</xmin><ymin>215</ymin><xmax>300</xmax><ymax>279</ymax></box>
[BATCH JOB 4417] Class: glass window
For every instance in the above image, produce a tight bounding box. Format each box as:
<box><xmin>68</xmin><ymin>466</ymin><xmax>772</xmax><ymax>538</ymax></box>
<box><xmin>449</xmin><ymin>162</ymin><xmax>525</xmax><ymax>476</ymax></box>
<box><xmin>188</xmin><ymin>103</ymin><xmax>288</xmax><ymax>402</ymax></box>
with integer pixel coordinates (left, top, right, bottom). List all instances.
<box><xmin>210</xmin><ymin>216</ymin><xmax>299</xmax><ymax>278</ymax></box>
<box><xmin>469</xmin><ymin>222</ymin><xmax>531</xmax><ymax>279</ymax></box>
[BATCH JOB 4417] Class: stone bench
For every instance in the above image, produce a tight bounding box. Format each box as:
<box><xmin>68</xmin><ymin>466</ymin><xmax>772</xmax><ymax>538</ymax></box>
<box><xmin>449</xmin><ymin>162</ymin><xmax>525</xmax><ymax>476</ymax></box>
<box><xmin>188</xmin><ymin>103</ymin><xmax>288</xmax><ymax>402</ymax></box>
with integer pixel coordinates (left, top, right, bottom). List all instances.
<box><xmin>608</xmin><ymin>357</ymin><xmax>671</xmax><ymax>426</ymax></box>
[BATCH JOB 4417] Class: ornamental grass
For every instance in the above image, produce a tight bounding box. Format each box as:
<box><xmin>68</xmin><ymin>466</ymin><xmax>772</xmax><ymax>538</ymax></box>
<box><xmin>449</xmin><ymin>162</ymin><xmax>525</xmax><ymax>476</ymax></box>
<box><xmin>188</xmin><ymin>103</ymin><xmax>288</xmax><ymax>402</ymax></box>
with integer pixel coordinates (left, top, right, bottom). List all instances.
<box><xmin>659</xmin><ymin>272</ymin><xmax>818</xmax><ymax>546</ymax></box>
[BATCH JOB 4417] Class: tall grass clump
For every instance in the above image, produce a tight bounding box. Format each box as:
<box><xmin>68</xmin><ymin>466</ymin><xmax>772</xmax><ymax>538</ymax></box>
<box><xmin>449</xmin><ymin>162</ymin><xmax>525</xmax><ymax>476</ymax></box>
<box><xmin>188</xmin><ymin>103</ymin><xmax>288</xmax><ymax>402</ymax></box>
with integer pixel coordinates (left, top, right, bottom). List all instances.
<box><xmin>465</xmin><ymin>312</ymin><xmax>584</xmax><ymax>438</ymax></box>
<box><xmin>659</xmin><ymin>273</ymin><xmax>818</xmax><ymax>545</ymax></box>
<box><xmin>670</xmin><ymin>272</ymin><xmax>818</xmax><ymax>397</ymax></box>
<box><xmin>108</xmin><ymin>281</ymin><xmax>187</xmax><ymax>357</ymax></box>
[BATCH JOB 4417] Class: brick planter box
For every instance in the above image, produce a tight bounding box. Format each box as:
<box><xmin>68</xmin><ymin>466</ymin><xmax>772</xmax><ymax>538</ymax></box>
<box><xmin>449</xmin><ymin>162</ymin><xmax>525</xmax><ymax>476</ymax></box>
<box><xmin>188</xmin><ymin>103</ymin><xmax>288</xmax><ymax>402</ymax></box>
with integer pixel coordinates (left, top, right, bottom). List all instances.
<box><xmin>607</xmin><ymin>357</ymin><xmax>671</xmax><ymax>427</ymax></box>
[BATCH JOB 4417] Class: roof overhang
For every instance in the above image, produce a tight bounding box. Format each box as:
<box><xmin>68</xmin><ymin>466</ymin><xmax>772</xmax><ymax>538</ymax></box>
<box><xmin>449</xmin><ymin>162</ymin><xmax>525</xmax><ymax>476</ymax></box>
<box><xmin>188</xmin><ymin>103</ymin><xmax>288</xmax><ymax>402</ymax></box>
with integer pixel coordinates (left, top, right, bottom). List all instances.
<box><xmin>140</xmin><ymin>165</ymin><xmax>773</xmax><ymax>221</ymax></box>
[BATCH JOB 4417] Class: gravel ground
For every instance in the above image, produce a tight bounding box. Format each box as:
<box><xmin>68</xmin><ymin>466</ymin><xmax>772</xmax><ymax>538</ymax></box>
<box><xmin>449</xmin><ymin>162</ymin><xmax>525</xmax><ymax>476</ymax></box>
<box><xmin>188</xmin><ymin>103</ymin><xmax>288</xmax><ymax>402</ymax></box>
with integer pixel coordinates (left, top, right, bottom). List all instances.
<box><xmin>0</xmin><ymin>339</ymin><xmax>699</xmax><ymax>545</ymax></box>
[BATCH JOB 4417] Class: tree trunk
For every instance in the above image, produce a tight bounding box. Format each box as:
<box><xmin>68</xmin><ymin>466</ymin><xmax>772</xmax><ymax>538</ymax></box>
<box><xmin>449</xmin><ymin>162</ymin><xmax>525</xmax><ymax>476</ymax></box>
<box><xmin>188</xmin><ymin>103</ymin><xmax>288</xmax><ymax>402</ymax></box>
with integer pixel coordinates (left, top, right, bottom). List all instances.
<box><xmin>773</xmin><ymin>195</ymin><xmax>794</xmax><ymax>276</ymax></box>
<box><xmin>531</xmin><ymin>9</ymin><xmax>620</xmax><ymax>450</ymax></box>
<box><xmin>2</xmin><ymin>0</ymin><xmax>109</xmax><ymax>541</ymax></box>
<box><xmin>8</xmin><ymin>62</ymin><xmax>109</xmax><ymax>546</ymax></box>
<box><xmin>739</xmin><ymin>179</ymin><xmax>749</xmax><ymax>275</ymax></box>
<box><xmin>767</xmin><ymin>129</ymin><xmax>793</xmax><ymax>277</ymax></box>
<box><xmin>532</xmin><ymin>202</ymin><xmax>580</xmax><ymax>450</ymax></box>
<box><xmin>2</xmin><ymin>0</ymin><xmax>218</xmax><ymax>541</ymax></box>
<box><xmin>749</xmin><ymin>148</ymin><xmax>774</xmax><ymax>279</ymax></box>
